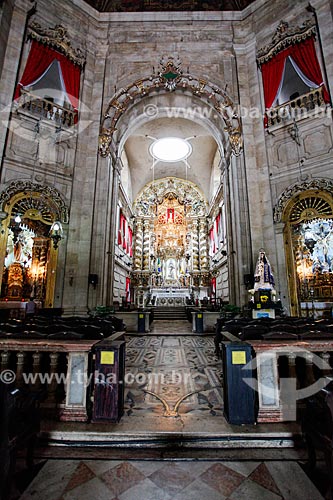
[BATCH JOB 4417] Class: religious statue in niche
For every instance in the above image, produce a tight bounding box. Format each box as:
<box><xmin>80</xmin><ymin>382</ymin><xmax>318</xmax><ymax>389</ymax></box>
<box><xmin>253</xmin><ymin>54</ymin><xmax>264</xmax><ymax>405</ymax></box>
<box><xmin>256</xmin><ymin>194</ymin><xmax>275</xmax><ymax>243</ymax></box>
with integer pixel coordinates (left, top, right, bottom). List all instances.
<box><xmin>293</xmin><ymin>218</ymin><xmax>333</xmax><ymax>300</ymax></box>
<box><xmin>166</xmin><ymin>259</ymin><xmax>176</xmax><ymax>280</ymax></box>
<box><xmin>248</xmin><ymin>249</ymin><xmax>278</xmax><ymax>311</ymax></box>
<box><xmin>2</xmin><ymin>222</ymin><xmax>49</xmax><ymax>302</ymax></box>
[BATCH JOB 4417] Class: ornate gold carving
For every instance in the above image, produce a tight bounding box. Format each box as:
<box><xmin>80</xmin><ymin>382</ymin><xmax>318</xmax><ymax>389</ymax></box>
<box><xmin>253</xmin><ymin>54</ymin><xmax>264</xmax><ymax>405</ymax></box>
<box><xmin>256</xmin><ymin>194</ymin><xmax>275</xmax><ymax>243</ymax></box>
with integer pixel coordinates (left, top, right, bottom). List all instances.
<box><xmin>28</xmin><ymin>22</ymin><xmax>85</xmax><ymax>67</ymax></box>
<box><xmin>7</xmin><ymin>263</ymin><xmax>24</xmax><ymax>300</ymax></box>
<box><xmin>257</xmin><ymin>19</ymin><xmax>316</xmax><ymax>66</ymax></box>
<box><xmin>0</xmin><ymin>181</ymin><xmax>69</xmax><ymax>224</ymax></box>
<box><xmin>273</xmin><ymin>178</ymin><xmax>333</xmax><ymax>223</ymax></box>
<box><xmin>289</xmin><ymin>197</ymin><xmax>333</xmax><ymax>223</ymax></box>
<box><xmin>133</xmin><ymin>177</ymin><xmax>207</xmax><ymax>217</ymax></box>
<box><xmin>99</xmin><ymin>57</ymin><xmax>243</xmax><ymax>158</ymax></box>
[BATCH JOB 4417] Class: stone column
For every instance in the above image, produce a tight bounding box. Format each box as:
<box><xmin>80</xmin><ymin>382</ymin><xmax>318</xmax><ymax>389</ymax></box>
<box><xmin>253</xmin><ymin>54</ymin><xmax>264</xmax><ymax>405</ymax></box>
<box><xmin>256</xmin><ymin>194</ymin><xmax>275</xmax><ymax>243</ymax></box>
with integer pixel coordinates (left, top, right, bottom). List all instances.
<box><xmin>274</xmin><ymin>222</ymin><xmax>290</xmax><ymax>314</ymax></box>
<box><xmin>16</xmin><ymin>351</ymin><xmax>26</xmax><ymax>388</ymax></box>
<box><xmin>233</xmin><ymin>32</ymin><xmax>277</xmax><ymax>293</ymax></box>
<box><xmin>311</xmin><ymin>0</ymin><xmax>333</xmax><ymax>102</ymax></box>
<box><xmin>0</xmin><ymin>0</ymin><xmax>33</xmax><ymax>165</ymax></box>
<box><xmin>106</xmin><ymin>159</ymin><xmax>120</xmax><ymax>306</ymax></box>
<box><xmin>32</xmin><ymin>237</ymin><xmax>49</xmax><ymax>302</ymax></box>
<box><xmin>62</xmin><ymin>40</ymin><xmax>108</xmax><ymax>315</ymax></box>
<box><xmin>256</xmin><ymin>350</ymin><xmax>282</xmax><ymax>423</ymax></box>
<box><xmin>60</xmin><ymin>351</ymin><xmax>89</xmax><ymax>422</ymax></box>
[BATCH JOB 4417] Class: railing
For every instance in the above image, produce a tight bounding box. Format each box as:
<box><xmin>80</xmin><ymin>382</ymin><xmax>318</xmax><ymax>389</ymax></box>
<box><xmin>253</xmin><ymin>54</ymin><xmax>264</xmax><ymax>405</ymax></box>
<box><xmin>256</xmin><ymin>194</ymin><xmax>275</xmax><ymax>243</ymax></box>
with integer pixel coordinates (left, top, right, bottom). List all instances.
<box><xmin>266</xmin><ymin>87</ymin><xmax>326</xmax><ymax>127</ymax></box>
<box><xmin>17</xmin><ymin>91</ymin><xmax>76</xmax><ymax>127</ymax></box>
<box><xmin>250</xmin><ymin>339</ymin><xmax>333</xmax><ymax>423</ymax></box>
<box><xmin>0</xmin><ymin>338</ymin><xmax>99</xmax><ymax>422</ymax></box>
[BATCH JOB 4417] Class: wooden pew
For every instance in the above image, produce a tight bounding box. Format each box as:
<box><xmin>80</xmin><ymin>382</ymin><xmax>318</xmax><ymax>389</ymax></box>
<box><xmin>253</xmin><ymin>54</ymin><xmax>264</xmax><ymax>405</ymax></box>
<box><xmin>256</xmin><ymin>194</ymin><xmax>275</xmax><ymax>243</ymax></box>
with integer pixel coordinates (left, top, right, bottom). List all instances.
<box><xmin>0</xmin><ymin>382</ymin><xmax>40</xmax><ymax>500</ymax></box>
<box><xmin>302</xmin><ymin>378</ymin><xmax>333</xmax><ymax>500</ymax></box>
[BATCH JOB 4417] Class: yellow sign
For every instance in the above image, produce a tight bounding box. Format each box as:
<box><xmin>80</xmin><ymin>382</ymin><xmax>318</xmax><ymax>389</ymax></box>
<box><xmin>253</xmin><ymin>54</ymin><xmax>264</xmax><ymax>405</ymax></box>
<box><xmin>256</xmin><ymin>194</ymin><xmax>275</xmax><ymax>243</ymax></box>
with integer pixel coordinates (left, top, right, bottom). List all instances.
<box><xmin>197</xmin><ymin>313</ymin><xmax>203</xmax><ymax>318</ymax></box>
<box><xmin>100</xmin><ymin>351</ymin><xmax>114</xmax><ymax>365</ymax></box>
<box><xmin>232</xmin><ymin>351</ymin><xmax>246</xmax><ymax>365</ymax></box>
<box><xmin>139</xmin><ymin>314</ymin><xmax>144</xmax><ymax>319</ymax></box>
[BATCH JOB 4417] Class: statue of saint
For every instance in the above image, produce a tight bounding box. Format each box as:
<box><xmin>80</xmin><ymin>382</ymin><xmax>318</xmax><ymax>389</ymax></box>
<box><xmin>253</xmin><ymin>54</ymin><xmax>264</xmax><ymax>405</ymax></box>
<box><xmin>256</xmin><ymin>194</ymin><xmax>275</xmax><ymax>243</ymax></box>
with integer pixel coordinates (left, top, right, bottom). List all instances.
<box><xmin>253</xmin><ymin>249</ymin><xmax>275</xmax><ymax>291</ymax></box>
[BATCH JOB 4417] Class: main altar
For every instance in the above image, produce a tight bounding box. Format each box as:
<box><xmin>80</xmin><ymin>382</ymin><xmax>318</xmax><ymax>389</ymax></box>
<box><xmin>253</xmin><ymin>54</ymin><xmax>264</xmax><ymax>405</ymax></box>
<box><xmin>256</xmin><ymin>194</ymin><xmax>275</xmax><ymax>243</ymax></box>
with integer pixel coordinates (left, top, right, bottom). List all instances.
<box><xmin>130</xmin><ymin>177</ymin><xmax>211</xmax><ymax>306</ymax></box>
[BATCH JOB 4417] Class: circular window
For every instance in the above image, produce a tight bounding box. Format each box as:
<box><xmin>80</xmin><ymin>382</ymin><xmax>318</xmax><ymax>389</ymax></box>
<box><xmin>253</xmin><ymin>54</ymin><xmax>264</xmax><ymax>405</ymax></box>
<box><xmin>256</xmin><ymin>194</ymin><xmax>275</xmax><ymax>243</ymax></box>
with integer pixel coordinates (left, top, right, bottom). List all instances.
<box><xmin>150</xmin><ymin>137</ymin><xmax>192</xmax><ymax>162</ymax></box>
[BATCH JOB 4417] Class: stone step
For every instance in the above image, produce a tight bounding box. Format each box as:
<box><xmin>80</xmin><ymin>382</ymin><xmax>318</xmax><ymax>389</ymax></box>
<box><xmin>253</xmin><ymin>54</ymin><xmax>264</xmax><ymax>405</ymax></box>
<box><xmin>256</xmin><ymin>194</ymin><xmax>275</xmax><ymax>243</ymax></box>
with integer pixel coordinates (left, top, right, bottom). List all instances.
<box><xmin>153</xmin><ymin>306</ymin><xmax>188</xmax><ymax>320</ymax></box>
<box><xmin>38</xmin><ymin>428</ymin><xmax>303</xmax><ymax>451</ymax></box>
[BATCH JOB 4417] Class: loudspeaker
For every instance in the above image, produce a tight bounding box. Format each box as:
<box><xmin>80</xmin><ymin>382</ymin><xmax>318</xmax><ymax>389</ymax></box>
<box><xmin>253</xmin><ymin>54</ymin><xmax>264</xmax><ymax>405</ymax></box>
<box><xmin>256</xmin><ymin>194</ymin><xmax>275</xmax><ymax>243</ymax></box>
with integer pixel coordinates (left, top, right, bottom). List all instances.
<box><xmin>244</xmin><ymin>274</ymin><xmax>253</xmax><ymax>287</ymax></box>
<box><xmin>88</xmin><ymin>274</ymin><xmax>98</xmax><ymax>288</ymax></box>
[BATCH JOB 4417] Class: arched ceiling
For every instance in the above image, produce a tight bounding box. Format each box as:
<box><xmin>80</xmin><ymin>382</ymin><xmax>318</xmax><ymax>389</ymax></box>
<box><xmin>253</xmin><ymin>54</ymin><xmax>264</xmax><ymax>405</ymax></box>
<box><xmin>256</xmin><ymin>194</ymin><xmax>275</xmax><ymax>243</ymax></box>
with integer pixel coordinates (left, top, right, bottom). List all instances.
<box><xmin>83</xmin><ymin>0</ymin><xmax>255</xmax><ymax>12</ymax></box>
<box><xmin>122</xmin><ymin>117</ymin><xmax>219</xmax><ymax>202</ymax></box>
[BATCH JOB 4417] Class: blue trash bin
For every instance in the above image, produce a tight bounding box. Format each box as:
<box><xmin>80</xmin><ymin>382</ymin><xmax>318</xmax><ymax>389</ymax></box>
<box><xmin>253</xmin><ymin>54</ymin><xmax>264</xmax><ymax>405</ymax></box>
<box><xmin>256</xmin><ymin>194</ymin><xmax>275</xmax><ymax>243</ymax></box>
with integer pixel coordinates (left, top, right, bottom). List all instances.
<box><xmin>195</xmin><ymin>312</ymin><xmax>204</xmax><ymax>333</ymax></box>
<box><xmin>138</xmin><ymin>312</ymin><xmax>145</xmax><ymax>333</ymax></box>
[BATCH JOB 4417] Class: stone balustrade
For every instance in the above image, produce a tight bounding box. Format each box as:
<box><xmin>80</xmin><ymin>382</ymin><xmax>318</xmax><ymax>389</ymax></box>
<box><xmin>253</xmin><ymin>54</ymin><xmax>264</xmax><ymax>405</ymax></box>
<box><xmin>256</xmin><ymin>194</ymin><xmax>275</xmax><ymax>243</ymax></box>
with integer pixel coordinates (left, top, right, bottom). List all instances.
<box><xmin>0</xmin><ymin>337</ymin><xmax>100</xmax><ymax>422</ymax></box>
<box><xmin>17</xmin><ymin>91</ymin><xmax>76</xmax><ymax>127</ymax></box>
<box><xmin>266</xmin><ymin>87</ymin><xmax>325</xmax><ymax>127</ymax></box>
<box><xmin>249</xmin><ymin>339</ymin><xmax>333</xmax><ymax>423</ymax></box>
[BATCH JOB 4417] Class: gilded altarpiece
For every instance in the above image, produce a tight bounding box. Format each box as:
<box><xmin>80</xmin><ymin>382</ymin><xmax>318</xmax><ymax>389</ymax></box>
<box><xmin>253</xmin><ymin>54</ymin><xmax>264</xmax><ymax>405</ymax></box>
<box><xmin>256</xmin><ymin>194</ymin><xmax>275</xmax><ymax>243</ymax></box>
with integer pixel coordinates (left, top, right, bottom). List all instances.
<box><xmin>0</xmin><ymin>183</ymin><xmax>68</xmax><ymax>307</ymax></box>
<box><xmin>283</xmin><ymin>191</ymin><xmax>333</xmax><ymax>316</ymax></box>
<box><xmin>132</xmin><ymin>177</ymin><xmax>209</xmax><ymax>303</ymax></box>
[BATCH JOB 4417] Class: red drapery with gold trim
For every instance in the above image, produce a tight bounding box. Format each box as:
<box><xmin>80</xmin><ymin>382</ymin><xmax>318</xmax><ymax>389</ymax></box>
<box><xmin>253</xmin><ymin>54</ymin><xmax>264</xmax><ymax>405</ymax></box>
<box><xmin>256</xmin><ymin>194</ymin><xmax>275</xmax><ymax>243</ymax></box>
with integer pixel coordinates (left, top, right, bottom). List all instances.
<box><xmin>261</xmin><ymin>36</ymin><xmax>329</xmax><ymax>113</ymax></box>
<box><xmin>14</xmin><ymin>40</ymin><xmax>81</xmax><ymax>111</ymax></box>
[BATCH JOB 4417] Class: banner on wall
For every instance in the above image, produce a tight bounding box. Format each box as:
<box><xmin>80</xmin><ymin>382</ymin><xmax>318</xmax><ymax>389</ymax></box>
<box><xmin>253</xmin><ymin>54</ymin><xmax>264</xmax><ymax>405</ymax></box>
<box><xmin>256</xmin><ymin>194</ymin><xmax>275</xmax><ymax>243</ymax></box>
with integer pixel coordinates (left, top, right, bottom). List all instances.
<box><xmin>125</xmin><ymin>277</ymin><xmax>131</xmax><ymax>303</ymax></box>
<box><xmin>211</xmin><ymin>277</ymin><xmax>216</xmax><ymax>297</ymax></box>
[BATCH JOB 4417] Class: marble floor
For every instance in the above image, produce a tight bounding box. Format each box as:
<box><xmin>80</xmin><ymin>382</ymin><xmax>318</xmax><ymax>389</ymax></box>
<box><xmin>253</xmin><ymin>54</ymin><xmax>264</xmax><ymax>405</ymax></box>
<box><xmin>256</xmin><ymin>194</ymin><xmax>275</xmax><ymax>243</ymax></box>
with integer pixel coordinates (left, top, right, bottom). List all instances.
<box><xmin>149</xmin><ymin>321</ymin><xmax>194</xmax><ymax>335</ymax></box>
<box><xmin>124</xmin><ymin>334</ymin><xmax>223</xmax><ymax>419</ymax></box>
<box><xmin>17</xmin><ymin>458</ymin><xmax>325</xmax><ymax>500</ymax></box>
<box><xmin>10</xmin><ymin>324</ymin><xmax>330</xmax><ymax>499</ymax></box>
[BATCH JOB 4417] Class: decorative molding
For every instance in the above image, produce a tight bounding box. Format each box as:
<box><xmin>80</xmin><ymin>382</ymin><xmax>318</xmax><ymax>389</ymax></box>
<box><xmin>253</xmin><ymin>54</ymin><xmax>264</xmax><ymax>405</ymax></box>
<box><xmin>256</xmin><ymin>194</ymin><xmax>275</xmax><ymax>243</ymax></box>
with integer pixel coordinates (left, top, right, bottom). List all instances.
<box><xmin>273</xmin><ymin>178</ymin><xmax>333</xmax><ymax>223</ymax></box>
<box><xmin>83</xmin><ymin>0</ymin><xmax>255</xmax><ymax>13</ymax></box>
<box><xmin>133</xmin><ymin>177</ymin><xmax>207</xmax><ymax>217</ymax></box>
<box><xmin>257</xmin><ymin>19</ymin><xmax>316</xmax><ymax>66</ymax></box>
<box><xmin>28</xmin><ymin>22</ymin><xmax>85</xmax><ymax>67</ymax></box>
<box><xmin>99</xmin><ymin>56</ymin><xmax>243</xmax><ymax>158</ymax></box>
<box><xmin>0</xmin><ymin>181</ymin><xmax>69</xmax><ymax>224</ymax></box>
<box><xmin>289</xmin><ymin>196</ymin><xmax>333</xmax><ymax>223</ymax></box>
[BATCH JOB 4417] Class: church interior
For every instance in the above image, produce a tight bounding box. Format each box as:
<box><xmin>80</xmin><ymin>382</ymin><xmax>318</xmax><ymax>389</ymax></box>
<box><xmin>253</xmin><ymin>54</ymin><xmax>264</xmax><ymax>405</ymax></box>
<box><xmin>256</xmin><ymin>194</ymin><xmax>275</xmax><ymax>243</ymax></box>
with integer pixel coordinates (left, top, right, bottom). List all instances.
<box><xmin>0</xmin><ymin>0</ymin><xmax>333</xmax><ymax>498</ymax></box>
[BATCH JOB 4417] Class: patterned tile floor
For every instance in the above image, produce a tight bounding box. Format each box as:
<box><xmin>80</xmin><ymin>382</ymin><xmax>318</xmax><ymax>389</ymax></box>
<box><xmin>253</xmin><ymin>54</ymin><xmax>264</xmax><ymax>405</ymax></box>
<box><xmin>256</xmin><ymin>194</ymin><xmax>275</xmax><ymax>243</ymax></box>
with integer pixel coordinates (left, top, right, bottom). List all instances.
<box><xmin>124</xmin><ymin>334</ymin><xmax>223</xmax><ymax>418</ymax></box>
<box><xmin>19</xmin><ymin>458</ymin><xmax>324</xmax><ymax>500</ymax></box>
<box><xmin>149</xmin><ymin>321</ymin><xmax>193</xmax><ymax>334</ymax></box>
<box><xmin>13</xmin><ymin>327</ymin><xmax>328</xmax><ymax>499</ymax></box>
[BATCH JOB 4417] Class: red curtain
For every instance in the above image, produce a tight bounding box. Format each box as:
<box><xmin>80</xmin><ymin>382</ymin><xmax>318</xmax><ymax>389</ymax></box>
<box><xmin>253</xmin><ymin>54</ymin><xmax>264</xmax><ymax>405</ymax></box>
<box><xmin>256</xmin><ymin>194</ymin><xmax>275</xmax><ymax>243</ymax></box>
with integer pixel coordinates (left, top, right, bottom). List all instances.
<box><xmin>261</xmin><ymin>50</ymin><xmax>287</xmax><ymax>110</ymax></box>
<box><xmin>14</xmin><ymin>40</ymin><xmax>81</xmax><ymax>110</ymax></box>
<box><xmin>122</xmin><ymin>217</ymin><xmax>127</xmax><ymax>251</ymax></box>
<box><xmin>60</xmin><ymin>56</ymin><xmax>81</xmax><ymax>110</ymax></box>
<box><xmin>125</xmin><ymin>277</ymin><xmax>131</xmax><ymax>303</ymax></box>
<box><xmin>209</xmin><ymin>228</ymin><xmax>215</xmax><ymax>255</ymax></box>
<box><xmin>14</xmin><ymin>41</ymin><xmax>55</xmax><ymax>99</ymax></box>
<box><xmin>211</xmin><ymin>277</ymin><xmax>216</xmax><ymax>297</ymax></box>
<box><xmin>118</xmin><ymin>213</ymin><xmax>125</xmax><ymax>246</ymax></box>
<box><xmin>128</xmin><ymin>227</ymin><xmax>133</xmax><ymax>257</ymax></box>
<box><xmin>261</xmin><ymin>36</ymin><xmax>330</xmax><ymax>112</ymax></box>
<box><xmin>289</xmin><ymin>37</ymin><xmax>330</xmax><ymax>103</ymax></box>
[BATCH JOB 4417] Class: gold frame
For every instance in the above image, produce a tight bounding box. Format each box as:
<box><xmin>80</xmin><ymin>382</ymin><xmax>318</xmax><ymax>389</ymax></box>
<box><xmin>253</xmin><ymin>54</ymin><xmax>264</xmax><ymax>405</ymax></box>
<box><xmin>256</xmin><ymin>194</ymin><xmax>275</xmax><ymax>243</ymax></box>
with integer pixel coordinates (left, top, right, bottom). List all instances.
<box><xmin>0</xmin><ymin>192</ymin><xmax>60</xmax><ymax>308</ymax></box>
<box><xmin>282</xmin><ymin>190</ymin><xmax>333</xmax><ymax>316</ymax></box>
